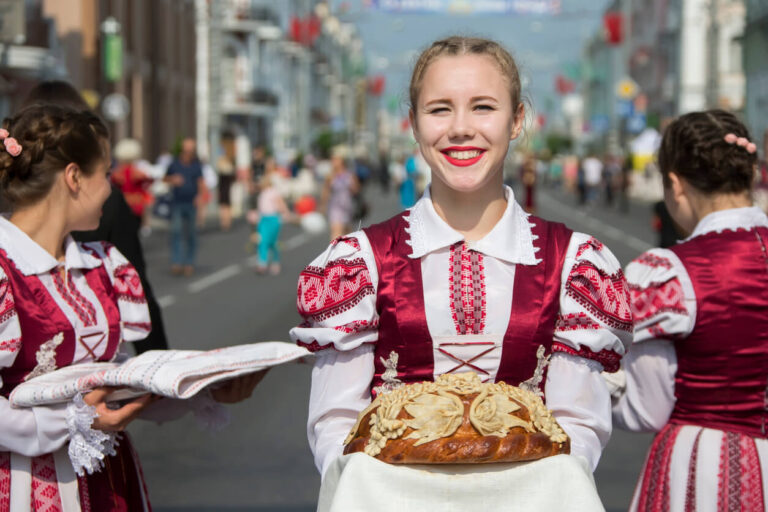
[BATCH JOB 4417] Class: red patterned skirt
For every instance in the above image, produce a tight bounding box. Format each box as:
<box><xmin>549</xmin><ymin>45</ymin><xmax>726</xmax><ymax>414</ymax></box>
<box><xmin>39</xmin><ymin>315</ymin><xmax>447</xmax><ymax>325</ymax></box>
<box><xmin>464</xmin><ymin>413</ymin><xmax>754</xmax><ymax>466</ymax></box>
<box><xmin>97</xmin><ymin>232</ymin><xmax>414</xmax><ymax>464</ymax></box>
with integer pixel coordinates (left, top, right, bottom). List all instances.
<box><xmin>630</xmin><ymin>423</ymin><xmax>766</xmax><ymax>512</ymax></box>
<box><xmin>0</xmin><ymin>433</ymin><xmax>150</xmax><ymax>511</ymax></box>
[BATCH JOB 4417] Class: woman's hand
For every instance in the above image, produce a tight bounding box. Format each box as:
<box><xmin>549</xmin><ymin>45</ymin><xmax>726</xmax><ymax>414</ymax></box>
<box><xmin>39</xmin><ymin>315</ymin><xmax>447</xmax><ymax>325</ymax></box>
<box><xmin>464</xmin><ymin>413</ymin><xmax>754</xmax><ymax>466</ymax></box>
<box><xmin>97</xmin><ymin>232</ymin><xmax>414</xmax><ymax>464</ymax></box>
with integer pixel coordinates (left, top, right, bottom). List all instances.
<box><xmin>210</xmin><ymin>370</ymin><xmax>268</xmax><ymax>404</ymax></box>
<box><xmin>83</xmin><ymin>387</ymin><xmax>158</xmax><ymax>432</ymax></box>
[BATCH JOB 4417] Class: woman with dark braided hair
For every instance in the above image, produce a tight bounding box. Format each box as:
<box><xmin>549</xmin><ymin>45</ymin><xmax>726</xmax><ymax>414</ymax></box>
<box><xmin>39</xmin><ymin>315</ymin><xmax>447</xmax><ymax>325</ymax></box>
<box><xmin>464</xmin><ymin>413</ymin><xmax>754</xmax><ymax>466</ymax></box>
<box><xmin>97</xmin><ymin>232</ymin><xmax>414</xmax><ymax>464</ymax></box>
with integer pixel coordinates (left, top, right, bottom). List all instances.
<box><xmin>0</xmin><ymin>104</ymin><xmax>261</xmax><ymax>510</ymax></box>
<box><xmin>613</xmin><ymin>110</ymin><xmax>768</xmax><ymax>511</ymax></box>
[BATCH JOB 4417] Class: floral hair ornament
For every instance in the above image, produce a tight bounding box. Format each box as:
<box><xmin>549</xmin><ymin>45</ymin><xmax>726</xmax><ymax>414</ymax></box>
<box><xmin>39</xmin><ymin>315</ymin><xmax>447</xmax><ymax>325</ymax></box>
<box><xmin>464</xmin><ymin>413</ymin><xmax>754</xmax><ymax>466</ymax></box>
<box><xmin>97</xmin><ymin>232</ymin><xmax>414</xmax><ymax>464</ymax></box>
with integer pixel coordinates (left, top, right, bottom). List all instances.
<box><xmin>724</xmin><ymin>133</ymin><xmax>757</xmax><ymax>154</ymax></box>
<box><xmin>0</xmin><ymin>129</ymin><xmax>21</xmax><ymax>157</ymax></box>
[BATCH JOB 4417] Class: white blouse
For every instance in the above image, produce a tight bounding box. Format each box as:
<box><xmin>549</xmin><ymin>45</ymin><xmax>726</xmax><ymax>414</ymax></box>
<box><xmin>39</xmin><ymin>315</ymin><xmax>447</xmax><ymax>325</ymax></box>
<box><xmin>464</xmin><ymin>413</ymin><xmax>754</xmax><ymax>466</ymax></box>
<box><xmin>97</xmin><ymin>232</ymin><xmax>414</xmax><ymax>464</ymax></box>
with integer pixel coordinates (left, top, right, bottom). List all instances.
<box><xmin>613</xmin><ymin>206</ymin><xmax>768</xmax><ymax>432</ymax></box>
<box><xmin>0</xmin><ymin>216</ymin><xmax>150</xmax><ymax>466</ymax></box>
<box><xmin>292</xmin><ymin>187</ymin><xmax>634</xmax><ymax>476</ymax></box>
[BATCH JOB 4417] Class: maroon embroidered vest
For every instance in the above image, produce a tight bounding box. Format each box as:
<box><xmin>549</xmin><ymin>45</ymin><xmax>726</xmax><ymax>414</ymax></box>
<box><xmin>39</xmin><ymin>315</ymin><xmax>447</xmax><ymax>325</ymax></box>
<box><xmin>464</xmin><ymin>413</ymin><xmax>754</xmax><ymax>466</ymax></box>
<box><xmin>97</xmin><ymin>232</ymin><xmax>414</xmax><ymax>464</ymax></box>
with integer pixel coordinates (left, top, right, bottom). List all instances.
<box><xmin>668</xmin><ymin>227</ymin><xmax>768</xmax><ymax>438</ymax></box>
<box><xmin>363</xmin><ymin>212</ymin><xmax>573</xmax><ymax>396</ymax></box>
<box><xmin>0</xmin><ymin>248</ymin><xmax>122</xmax><ymax>397</ymax></box>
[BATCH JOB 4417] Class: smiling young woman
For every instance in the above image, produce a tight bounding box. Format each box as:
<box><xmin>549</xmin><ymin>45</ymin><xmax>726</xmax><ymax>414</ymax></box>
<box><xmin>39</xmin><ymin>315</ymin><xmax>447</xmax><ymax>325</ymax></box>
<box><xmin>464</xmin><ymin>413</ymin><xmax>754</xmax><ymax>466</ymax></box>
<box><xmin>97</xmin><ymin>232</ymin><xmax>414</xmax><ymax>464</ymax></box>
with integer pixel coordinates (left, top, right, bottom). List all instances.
<box><xmin>291</xmin><ymin>36</ymin><xmax>632</xmax><ymax>510</ymax></box>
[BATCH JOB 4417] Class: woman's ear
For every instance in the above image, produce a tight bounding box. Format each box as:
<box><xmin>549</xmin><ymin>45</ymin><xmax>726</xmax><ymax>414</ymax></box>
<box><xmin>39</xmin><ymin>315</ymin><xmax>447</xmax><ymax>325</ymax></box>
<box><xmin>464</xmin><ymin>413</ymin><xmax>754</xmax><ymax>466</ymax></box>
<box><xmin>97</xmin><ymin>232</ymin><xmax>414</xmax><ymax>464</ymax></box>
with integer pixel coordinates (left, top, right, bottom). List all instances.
<box><xmin>510</xmin><ymin>103</ymin><xmax>525</xmax><ymax>141</ymax></box>
<box><xmin>409</xmin><ymin>108</ymin><xmax>418</xmax><ymax>143</ymax></box>
<box><xmin>63</xmin><ymin>163</ymin><xmax>81</xmax><ymax>194</ymax></box>
<box><xmin>667</xmin><ymin>171</ymin><xmax>686</xmax><ymax>201</ymax></box>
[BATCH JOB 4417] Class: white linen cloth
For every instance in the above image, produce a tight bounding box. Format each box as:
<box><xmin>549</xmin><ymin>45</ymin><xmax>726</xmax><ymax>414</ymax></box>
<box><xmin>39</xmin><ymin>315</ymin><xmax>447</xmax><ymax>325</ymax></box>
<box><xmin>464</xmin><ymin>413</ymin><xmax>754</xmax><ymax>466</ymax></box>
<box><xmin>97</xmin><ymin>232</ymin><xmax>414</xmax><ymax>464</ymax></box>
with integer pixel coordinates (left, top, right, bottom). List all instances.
<box><xmin>10</xmin><ymin>342</ymin><xmax>310</xmax><ymax>407</ymax></box>
<box><xmin>318</xmin><ymin>453</ymin><xmax>605</xmax><ymax>512</ymax></box>
<box><xmin>292</xmin><ymin>186</ymin><xmax>633</xmax><ymax>476</ymax></box>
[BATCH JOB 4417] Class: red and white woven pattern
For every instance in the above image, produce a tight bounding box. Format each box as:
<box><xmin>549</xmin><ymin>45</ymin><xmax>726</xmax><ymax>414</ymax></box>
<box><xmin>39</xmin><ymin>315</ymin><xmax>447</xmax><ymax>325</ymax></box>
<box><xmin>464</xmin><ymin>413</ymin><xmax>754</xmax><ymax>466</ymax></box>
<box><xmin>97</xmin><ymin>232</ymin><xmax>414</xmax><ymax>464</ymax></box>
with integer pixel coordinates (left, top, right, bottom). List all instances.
<box><xmin>31</xmin><ymin>453</ymin><xmax>63</xmax><ymax>512</ymax></box>
<box><xmin>629</xmin><ymin>278</ymin><xmax>688</xmax><ymax>324</ymax></box>
<box><xmin>565</xmin><ymin>261</ymin><xmax>633</xmax><ymax>332</ymax></box>
<box><xmin>298</xmin><ymin>258</ymin><xmax>374</xmax><ymax>323</ymax></box>
<box><xmin>0</xmin><ymin>452</ymin><xmax>10</xmax><ymax>511</ymax></box>
<box><xmin>50</xmin><ymin>270</ymin><xmax>97</xmax><ymax>327</ymax></box>
<box><xmin>112</xmin><ymin>264</ymin><xmax>146</xmax><ymax>305</ymax></box>
<box><xmin>449</xmin><ymin>243</ymin><xmax>486</xmax><ymax>335</ymax></box>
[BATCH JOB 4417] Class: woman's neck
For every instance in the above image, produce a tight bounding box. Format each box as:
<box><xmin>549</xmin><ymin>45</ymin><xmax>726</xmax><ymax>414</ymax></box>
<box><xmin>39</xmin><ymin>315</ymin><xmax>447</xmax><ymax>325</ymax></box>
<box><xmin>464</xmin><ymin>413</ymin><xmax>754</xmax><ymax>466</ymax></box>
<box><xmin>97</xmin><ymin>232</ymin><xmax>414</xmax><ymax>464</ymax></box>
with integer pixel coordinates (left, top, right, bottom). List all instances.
<box><xmin>689</xmin><ymin>191</ymin><xmax>753</xmax><ymax>225</ymax></box>
<box><xmin>430</xmin><ymin>180</ymin><xmax>507</xmax><ymax>241</ymax></box>
<box><xmin>10</xmin><ymin>201</ymin><xmax>70</xmax><ymax>261</ymax></box>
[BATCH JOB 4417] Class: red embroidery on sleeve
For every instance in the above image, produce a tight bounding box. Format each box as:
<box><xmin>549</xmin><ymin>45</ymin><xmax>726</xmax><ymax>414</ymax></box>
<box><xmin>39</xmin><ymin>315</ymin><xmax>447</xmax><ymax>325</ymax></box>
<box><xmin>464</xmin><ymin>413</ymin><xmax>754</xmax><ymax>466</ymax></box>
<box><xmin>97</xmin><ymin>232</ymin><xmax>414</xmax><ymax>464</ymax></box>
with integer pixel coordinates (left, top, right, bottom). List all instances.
<box><xmin>575</xmin><ymin>237</ymin><xmax>605</xmax><ymax>259</ymax></box>
<box><xmin>0</xmin><ymin>277</ymin><xmax>14</xmax><ymax>324</ymax></box>
<box><xmin>628</xmin><ymin>279</ymin><xmax>687</xmax><ymax>323</ymax></box>
<box><xmin>552</xmin><ymin>341</ymin><xmax>622</xmax><ymax>372</ymax></box>
<box><xmin>113</xmin><ymin>264</ymin><xmax>147</xmax><ymax>304</ymax></box>
<box><xmin>330</xmin><ymin>236</ymin><xmax>361</xmax><ymax>251</ymax></box>
<box><xmin>633</xmin><ymin>253</ymin><xmax>674</xmax><ymax>269</ymax></box>
<box><xmin>555</xmin><ymin>312</ymin><xmax>601</xmax><ymax>331</ymax></box>
<box><xmin>297</xmin><ymin>258</ymin><xmax>374</xmax><ymax>322</ymax></box>
<box><xmin>0</xmin><ymin>338</ymin><xmax>21</xmax><ymax>352</ymax></box>
<box><xmin>566</xmin><ymin>262</ymin><xmax>633</xmax><ymax>332</ymax></box>
<box><xmin>333</xmin><ymin>319</ymin><xmax>379</xmax><ymax>334</ymax></box>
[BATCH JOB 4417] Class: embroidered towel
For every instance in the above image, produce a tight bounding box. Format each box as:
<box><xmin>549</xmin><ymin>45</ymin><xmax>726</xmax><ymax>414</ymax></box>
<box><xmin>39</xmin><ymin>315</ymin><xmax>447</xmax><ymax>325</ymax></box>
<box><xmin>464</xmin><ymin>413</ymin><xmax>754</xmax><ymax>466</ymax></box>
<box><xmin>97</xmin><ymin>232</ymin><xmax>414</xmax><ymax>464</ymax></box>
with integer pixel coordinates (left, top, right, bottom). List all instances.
<box><xmin>10</xmin><ymin>342</ymin><xmax>310</xmax><ymax>407</ymax></box>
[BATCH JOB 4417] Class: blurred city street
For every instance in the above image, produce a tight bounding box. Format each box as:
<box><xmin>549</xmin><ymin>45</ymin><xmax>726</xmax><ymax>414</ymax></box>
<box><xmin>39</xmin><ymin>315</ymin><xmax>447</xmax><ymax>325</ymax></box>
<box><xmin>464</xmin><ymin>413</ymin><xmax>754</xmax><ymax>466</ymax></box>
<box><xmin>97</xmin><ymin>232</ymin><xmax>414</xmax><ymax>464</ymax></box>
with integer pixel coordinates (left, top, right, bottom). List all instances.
<box><xmin>2</xmin><ymin>0</ymin><xmax>766</xmax><ymax>509</ymax></box>
<box><xmin>127</xmin><ymin>184</ymin><xmax>655</xmax><ymax>512</ymax></box>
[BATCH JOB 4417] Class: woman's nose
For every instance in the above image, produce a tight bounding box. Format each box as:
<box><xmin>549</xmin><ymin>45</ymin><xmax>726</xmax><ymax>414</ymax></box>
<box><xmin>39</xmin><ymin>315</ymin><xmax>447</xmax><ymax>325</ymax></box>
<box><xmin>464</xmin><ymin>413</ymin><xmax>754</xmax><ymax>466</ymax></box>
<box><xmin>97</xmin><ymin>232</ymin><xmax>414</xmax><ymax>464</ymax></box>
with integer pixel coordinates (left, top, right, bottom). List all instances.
<box><xmin>447</xmin><ymin>110</ymin><xmax>475</xmax><ymax>140</ymax></box>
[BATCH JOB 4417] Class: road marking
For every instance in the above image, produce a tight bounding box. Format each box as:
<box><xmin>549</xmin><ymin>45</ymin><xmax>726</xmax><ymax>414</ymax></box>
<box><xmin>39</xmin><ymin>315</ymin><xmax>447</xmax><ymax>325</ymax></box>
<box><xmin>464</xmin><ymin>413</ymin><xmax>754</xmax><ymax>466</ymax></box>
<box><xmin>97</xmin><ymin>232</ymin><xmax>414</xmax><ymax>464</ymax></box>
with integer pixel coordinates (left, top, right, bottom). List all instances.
<box><xmin>187</xmin><ymin>264</ymin><xmax>242</xmax><ymax>293</ymax></box>
<box><xmin>158</xmin><ymin>295</ymin><xmax>176</xmax><ymax>308</ymax></box>
<box><xmin>283</xmin><ymin>233</ymin><xmax>309</xmax><ymax>250</ymax></box>
<box><xmin>539</xmin><ymin>194</ymin><xmax>653</xmax><ymax>252</ymax></box>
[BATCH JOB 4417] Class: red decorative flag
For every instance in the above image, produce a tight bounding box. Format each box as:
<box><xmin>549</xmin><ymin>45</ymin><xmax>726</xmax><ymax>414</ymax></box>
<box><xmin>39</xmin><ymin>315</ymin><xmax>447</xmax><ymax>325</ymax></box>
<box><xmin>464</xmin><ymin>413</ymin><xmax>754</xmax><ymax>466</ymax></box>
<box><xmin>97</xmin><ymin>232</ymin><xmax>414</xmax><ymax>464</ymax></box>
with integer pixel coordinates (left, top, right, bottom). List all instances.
<box><xmin>368</xmin><ymin>75</ymin><xmax>385</xmax><ymax>97</ymax></box>
<box><xmin>604</xmin><ymin>12</ymin><xmax>623</xmax><ymax>45</ymax></box>
<box><xmin>555</xmin><ymin>75</ymin><xmax>574</xmax><ymax>95</ymax></box>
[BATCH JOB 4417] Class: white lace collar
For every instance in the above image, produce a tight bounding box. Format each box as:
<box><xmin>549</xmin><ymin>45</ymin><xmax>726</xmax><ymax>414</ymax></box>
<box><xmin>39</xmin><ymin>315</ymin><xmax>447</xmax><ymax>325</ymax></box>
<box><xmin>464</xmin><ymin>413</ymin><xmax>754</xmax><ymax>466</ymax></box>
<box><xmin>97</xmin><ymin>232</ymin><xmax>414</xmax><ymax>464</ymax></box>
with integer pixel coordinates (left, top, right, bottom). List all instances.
<box><xmin>685</xmin><ymin>206</ymin><xmax>768</xmax><ymax>241</ymax></box>
<box><xmin>0</xmin><ymin>216</ymin><xmax>101</xmax><ymax>276</ymax></box>
<box><xmin>404</xmin><ymin>185</ymin><xmax>541</xmax><ymax>265</ymax></box>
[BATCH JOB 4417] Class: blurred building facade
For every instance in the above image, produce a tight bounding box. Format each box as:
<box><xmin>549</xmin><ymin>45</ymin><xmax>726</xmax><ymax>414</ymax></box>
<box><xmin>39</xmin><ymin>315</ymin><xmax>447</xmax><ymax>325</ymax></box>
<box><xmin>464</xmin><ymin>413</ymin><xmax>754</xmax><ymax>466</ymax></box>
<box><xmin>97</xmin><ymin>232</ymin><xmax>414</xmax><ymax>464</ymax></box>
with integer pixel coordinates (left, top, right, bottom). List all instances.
<box><xmin>200</xmin><ymin>0</ymin><xmax>368</xmax><ymax>166</ymax></box>
<box><xmin>0</xmin><ymin>0</ymin><xmax>197</xmax><ymax>161</ymax></box>
<box><xmin>582</xmin><ymin>0</ymin><xmax>747</xmax><ymax>154</ymax></box>
<box><xmin>744</xmin><ymin>0</ymin><xmax>768</xmax><ymax>142</ymax></box>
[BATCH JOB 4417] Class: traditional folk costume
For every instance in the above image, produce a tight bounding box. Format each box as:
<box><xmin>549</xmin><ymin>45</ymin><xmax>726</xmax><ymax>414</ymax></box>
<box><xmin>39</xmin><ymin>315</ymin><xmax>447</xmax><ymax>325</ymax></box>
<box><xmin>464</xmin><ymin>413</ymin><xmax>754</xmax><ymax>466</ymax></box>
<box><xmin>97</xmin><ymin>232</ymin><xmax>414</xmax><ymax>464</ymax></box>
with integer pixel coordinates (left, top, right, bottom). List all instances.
<box><xmin>291</xmin><ymin>186</ymin><xmax>633</xmax><ymax>486</ymax></box>
<box><xmin>616</xmin><ymin>207</ymin><xmax>768</xmax><ymax>511</ymax></box>
<box><xmin>0</xmin><ymin>216</ymin><xmax>152</xmax><ymax>510</ymax></box>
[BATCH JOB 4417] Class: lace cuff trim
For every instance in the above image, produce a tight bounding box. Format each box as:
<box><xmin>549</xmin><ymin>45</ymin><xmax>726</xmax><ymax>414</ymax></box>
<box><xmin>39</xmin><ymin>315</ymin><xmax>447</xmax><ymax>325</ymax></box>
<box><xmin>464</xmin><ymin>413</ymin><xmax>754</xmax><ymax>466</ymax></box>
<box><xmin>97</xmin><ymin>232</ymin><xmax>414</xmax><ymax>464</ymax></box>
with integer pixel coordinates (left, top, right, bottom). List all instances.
<box><xmin>189</xmin><ymin>389</ymin><xmax>231</xmax><ymax>432</ymax></box>
<box><xmin>66</xmin><ymin>393</ymin><xmax>118</xmax><ymax>476</ymax></box>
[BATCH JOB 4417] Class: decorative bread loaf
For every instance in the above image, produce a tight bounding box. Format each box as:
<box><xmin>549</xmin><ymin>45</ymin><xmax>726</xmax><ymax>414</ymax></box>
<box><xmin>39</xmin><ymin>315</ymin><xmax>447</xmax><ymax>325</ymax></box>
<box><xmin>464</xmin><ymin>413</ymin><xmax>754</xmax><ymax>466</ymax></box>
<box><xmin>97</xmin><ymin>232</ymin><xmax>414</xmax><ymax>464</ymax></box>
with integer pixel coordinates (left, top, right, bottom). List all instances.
<box><xmin>343</xmin><ymin>372</ymin><xmax>570</xmax><ymax>464</ymax></box>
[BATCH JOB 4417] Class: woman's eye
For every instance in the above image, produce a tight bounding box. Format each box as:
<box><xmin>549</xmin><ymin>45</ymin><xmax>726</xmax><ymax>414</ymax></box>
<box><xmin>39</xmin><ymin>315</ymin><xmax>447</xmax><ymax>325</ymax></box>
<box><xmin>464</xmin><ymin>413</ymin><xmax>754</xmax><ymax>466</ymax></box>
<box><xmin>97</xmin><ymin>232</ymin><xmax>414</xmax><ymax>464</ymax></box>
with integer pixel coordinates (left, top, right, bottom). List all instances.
<box><xmin>428</xmin><ymin>107</ymin><xmax>449</xmax><ymax>114</ymax></box>
<box><xmin>474</xmin><ymin>104</ymin><xmax>494</xmax><ymax>111</ymax></box>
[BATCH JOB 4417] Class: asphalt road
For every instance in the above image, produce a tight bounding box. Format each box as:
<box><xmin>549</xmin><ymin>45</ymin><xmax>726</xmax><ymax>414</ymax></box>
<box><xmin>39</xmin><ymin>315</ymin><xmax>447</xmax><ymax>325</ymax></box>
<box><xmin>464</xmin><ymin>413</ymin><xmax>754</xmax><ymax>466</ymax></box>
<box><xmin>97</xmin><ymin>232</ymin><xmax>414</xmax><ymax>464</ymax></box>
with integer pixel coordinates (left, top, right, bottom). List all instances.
<box><xmin>127</xmin><ymin>182</ymin><xmax>657</xmax><ymax>512</ymax></box>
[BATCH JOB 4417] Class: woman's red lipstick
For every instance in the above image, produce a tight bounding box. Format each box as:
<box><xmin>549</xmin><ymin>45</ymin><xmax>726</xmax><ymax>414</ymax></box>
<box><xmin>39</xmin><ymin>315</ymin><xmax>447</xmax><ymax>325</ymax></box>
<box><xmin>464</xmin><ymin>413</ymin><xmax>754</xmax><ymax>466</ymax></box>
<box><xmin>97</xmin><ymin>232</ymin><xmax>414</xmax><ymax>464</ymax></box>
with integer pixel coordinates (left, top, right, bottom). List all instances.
<box><xmin>441</xmin><ymin>146</ymin><xmax>485</xmax><ymax>167</ymax></box>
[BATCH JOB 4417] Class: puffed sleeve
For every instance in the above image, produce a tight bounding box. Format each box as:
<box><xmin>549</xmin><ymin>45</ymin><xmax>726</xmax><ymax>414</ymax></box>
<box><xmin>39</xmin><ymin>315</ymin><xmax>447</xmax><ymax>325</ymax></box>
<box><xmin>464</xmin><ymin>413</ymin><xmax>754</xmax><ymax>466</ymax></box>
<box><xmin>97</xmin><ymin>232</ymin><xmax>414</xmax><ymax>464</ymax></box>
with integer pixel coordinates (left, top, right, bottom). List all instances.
<box><xmin>0</xmin><ymin>266</ymin><xmax>71</xmax><ymax>457</ymax></box>
<box><xmin>290</xmin><ymin>233</ymin><xmax>379</xmax><ymax>476</ymax></box>
<box><xmin>552</xmin><ymin>233</ymin><xmax>633</xmax><ymax>370</ymax></box>
<box><xmin>546</xmin><ymin>233</ymin><xmax>633</xmax><ymax>471</ymax></box>
<box><xmin>85</xmin><ymin>242</ymin><xmax>151</xmax><ymax>342</ymax></box>
<box><xmin>610</xmin><ymin>248</ymin><xmax>695</xmax><ymax>432</ymax></box>
<box><xmin>290</xmin><ymin>233</ymin><xmax>380</xmax><ymax>352</ymax></box>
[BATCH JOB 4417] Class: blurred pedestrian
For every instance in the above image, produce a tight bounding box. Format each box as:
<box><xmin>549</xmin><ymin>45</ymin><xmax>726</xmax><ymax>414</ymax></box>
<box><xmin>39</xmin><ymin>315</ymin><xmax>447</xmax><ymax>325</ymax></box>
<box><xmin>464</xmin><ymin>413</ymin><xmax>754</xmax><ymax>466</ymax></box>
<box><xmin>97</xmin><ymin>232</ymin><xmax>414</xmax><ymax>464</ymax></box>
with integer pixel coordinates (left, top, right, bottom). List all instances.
<box><xmin>321</xmin><ymin>145</ymin><xmax>359</xmax><ymax>240</ymax></box>
<box><xmin>519</xmin><ymin>153</ymin><xmax>537</xmax><ymax>214</ymax></box>
<box><xmin>582</xmin><ymin>153</ymin><xmax>603</xmax><ymax>205</ymax></box>
<box><xmin>603</xmin><ymin>155</ymin><xmax>620</xmax><ymax>207</ymax></box>
<box><xmin>164</xmin><ymin>138</ymin><xmax>205</xmax><ymax>276</ymax></box>
<box><xmin>216</xmin><ymin>132</ymin><xmax>237</xmax><ymax>231</ymax></box>
<box><xmin>754</xmin><ymin>129</ymin><xmax>768</xmax><ymax>214</ymax></box>
<box><xmin>111</xmin><ymin>138</ymin><xmax>154</xmax><ymax>233</ymax></box>
<box><xmin>251</xmin><ymin>145</ymin><xmax>266</xmax><ymax>183</ymax></box>
<box><xmin>22</xmin><ymin>80</ymin><xmax>170</xmax><ymax>354</ymax></box>
<box><xmin>615</xmin><ymin>110</ymin><xmax>768</xmax><ymax>510</ymax></box>
<box><xmin>254</xmin><ymin>170</ymin><xmax>291</xmax><ymax>275</ymax></box>
<box><xmin>618</xmin><ymin>153</ymin><xmax>633</xmax><ymax>214</ymax></box>
<box><xmin>651</xmin><ymin>200</ymin><xmax>682</xmax><ymax>248</ymax></box>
